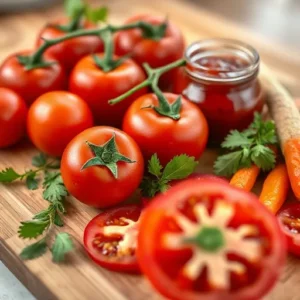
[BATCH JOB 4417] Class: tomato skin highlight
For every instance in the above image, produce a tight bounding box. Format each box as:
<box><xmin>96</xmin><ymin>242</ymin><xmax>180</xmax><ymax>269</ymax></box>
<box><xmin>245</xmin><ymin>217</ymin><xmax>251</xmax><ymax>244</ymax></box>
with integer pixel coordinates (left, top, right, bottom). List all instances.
<box><xmin>84</xmin><ymin>205</ymin><xmax>141</xmax><ymax>273</ymax></box>
<box><xmin>27</xmin><ymin>91</ymin><xmax>93</xmax><ymax>157</ymax></box>
<box><xmin>36</xmin><ymin>19</ymin><xmax>104</xmax><ymax>73</ymax></box>
<box><xmin>0</xmin><ymin>88</ymin><xmax>27</xmax><ymax>148</ymax></box>
<box><xmin>69</xmin><ymin>55</ymin><xmax>147</xmax><ymax>127</ymax></box>
<box><xmin>115</xmin><ymin>15</ymin><xmax>185</xmax><ymax>89</ymax></box>
<box><xmin>0</xmin><ymin>51</ymin><xmax>67</xmax><ymax>106</ymax></box>
<box><xmin>137</xmin><ymin>178</ymin><xmax>286</xmax><ymax>300</ymax></box>
<box><xmin>278</xmin><ymin>202</ymin><xmax>300</xmax><ymax>256</ymax></box>
<box><xmin>123</xmin><ymin>93</ymin><xmax>209</xmax><ymax>165</ymax></box>
<box><xmin>61</xmin><ymin>126</ymin><xmax>144</xmax><ymax>208</ymax></box>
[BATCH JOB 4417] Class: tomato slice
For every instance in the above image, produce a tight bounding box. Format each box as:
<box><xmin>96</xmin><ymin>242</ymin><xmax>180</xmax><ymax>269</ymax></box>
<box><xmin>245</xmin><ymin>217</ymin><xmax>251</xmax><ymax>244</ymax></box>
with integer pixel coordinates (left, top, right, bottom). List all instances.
<box><xmin>137</xmin><ymin>178</ymin><xmax>286</xmax><ymax>300</ymax></box>
<box><xmin>277</xmin><ymin>202</ymin><xmax>300</xmax><ymax>256</ymax></box>
<box><xmin>83</xmin><ymin>205</ymin><xmax>141</xmax><ymax>272</ymax></box>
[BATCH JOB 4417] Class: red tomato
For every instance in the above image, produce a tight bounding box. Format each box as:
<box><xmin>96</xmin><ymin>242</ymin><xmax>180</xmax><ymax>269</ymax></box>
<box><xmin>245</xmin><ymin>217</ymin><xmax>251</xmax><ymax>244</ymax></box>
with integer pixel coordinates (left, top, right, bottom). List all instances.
<box><xmin>61</xmin><ymin>126</ymin><xmax>144</xmax><ymax>207</ymax></box>
<box><xmin>123</xmin><ymin>93</ymin><xmax>209</xmax><ymax>165</ymax></box>
<box><xmin>0</xmin><ymin>50</ymin><xmax>67</xmax><ymax>106</ymax></box>
<box><xmin>27</xmin><ymin>91</ymin><xmax>93</xmax><ymax>156</ymax></box>
<box><xmin>137</xmin><ymin>178</ymin><xmax>286</xmax><ymax>300</ymax></box>
<box><xmin>84</xmin><ymin>205</ymin><xmax>141</xmax><ymax>272</ymax></box>
<box><xmin>0</xmin><ymin>88</ymin><xmax>27</xmax><ymax>148</ymax></box>
<box><xmin>115</xmin><ymin>15</ymin><xmax>185</xmax><ymax>89</ymax></box>
<box><xmin>69</xmin><ymin>54</ymin><xmax>147</xmax><ymax>127</ymax></box>
<box><xmin>36</xmin><ymin>19</ymin><xmax>103</xmax><ymax>73</ymax></box>
<box><xmin>277</xmin><ymin>202</ymin><xmax>300</xmax><ymax>256</ymax></box>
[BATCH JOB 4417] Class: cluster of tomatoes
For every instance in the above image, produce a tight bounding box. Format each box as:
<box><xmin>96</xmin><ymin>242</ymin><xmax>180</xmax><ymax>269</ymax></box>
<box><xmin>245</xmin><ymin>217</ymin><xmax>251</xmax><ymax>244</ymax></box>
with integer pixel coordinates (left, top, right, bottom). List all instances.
<box><xmin>0</xmin><ymin>12</ymin><xmax>291</xmax><ymax>300</ymax></box>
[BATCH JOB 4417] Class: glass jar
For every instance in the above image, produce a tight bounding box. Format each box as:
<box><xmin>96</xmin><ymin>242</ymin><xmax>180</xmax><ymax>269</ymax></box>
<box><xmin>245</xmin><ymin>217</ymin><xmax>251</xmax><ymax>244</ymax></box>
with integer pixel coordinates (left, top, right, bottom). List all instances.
<box><xmin>174</xmin><ymin>38</ymin><xmax>265</xmax><ymax>144</ymax></box>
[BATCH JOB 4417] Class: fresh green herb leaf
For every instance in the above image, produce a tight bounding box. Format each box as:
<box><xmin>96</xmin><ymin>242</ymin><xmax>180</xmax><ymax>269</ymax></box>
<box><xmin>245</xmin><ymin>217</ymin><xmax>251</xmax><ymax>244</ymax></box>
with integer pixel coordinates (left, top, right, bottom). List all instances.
<box><xmin>148</xmin><ymin>153</ymin><xmax>163</xmax><ymax>177</ymax></box>
<box><xmin>221</xmin><ymin>130</ymin><xmax>252</xmax><ymax>149</ymax></box>
<box><xmin>26</xmin><ymin>173</ymin><xmax>38</xmax><ymax>190</ymax></box>
<box><xmin>43</xmin><ymin>172</ymin><xmax>68</xmax><ymax>203</ymax></box>
<box><xmin>32</xmin><ymin>153</ymin><xmax>47</xmax><ymax>167</ymax></box>
<box><xmin>54</xmin><ymin>212</ymin><xmax>64</xmax><ymax>227</ymax></box>
<box><xmin>20</xmin><ymin>238</ymin><xmax>48</xmax><ymax>260</ymax></box>
<box><xmin>18</xmin><ymin>220</ymin><xmax>50</xmax><ymax>239</ymax></box>
<box><xmin>51</xmin><ymin>233</ymin><xmax>74</xmax><ymax>262</ymax></box>
<box><xmin>33</xmin><ymin>209</ymin><xmax>51</xmax><ymax>221</ymax></box>
<box><xmin>0</xmin><ymin>168</ymin><xmax>21</xmax><ymax>182</ymax></box>
<box><xmin>64</xmin><ymin>0</ymin><xmax>85</xmax><ymax>19</ymax></box>
<box><xmin>140</xmin><ymin>176</ymin><xmax>161</xmax><ymax>198</ymax></box>
<box><xmin>85</xmin><ymin>6</ymin><xmax>108</xmax><ymax>23</ymax></box>
<box><xmin>161</xmin><ymin>155</ymin><xmax>198</xmax><ymax>181</ymax></box>
<box><xmin>214</xmin><ymin>151</ymin><xmax>243</xmax><ymax>177</ymax></box>
<box><xmin>251</xmin><ymin>145</ymin><xmax>276</xmax><ymax>171</ymax></box>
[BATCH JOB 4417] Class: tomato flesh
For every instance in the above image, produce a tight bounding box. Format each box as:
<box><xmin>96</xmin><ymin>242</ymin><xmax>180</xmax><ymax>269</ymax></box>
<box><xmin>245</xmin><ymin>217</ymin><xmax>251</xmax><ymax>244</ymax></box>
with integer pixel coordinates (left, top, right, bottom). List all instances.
<box><xmin>278</xmin><ymin>202</ymin><xmax>300</xmax><ymax>256</ymax></box>
<box><xmin>84</xmin><ymin>205</ymin><xmax>141</xmax><ymax>272</ymax></box>
<box><xmin>137</xmin><ymin>178</ymin><xmax>286</xmax><ymax>300</ymax></box>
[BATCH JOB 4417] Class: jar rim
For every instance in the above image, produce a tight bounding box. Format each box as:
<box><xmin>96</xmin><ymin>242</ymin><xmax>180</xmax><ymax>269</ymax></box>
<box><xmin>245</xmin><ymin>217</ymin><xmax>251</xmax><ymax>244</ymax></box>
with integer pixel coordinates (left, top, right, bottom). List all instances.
<box><xmin>184</xmin><ymin>38</ymin><xmax>260</xmax><ymax>84</ymax></box>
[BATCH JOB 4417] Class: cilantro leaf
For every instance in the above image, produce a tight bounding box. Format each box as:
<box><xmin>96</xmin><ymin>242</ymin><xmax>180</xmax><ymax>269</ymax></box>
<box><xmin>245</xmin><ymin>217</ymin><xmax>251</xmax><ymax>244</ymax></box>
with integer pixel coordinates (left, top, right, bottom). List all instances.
<box><xmin>214</xmin><ymin>151</ymin><xmax>243</xmax><ymax>177</ymax></box>
<box><xmin>64</xmin><ymin>0</ymin><xmax>85</xmax><ymax>19</ymax></box>
<box><xmin>148</xmin><ymin>154</ymin><xmax>163</xmax><ymax>177</ymax></box>
<box><xmin>85</xmin><ymin>7</ymin><xmax>108</xmax><ymax>23</ymax></box>
<box><xmin>54</xmin><ymin>212</ymin><xmax>64</xmax><ymax>227</ymax></box>
<box><xmin>0</xmin><ymin>168</ymin><xmax>21</xmax><ymax>182</ymax></box>
<box><xmin>251</xmin><ymin>145</ymin><xmax>276</xmax><ymax>171</ymax></box>
<box><xmin>33</xmin><ymin>209</ymin><xmax>50</xmax><ymax>221</ymax></box>
<box><xmin>221</xmin><ymin>130</ymin><xmax>252</xmax><ymax>149</ymax></box>
<box><xmin>43</xmin><ymin>172</ymin><xmax>68</xmax><ymax>203</ymax></box>
<box><xmin>139</xmin><ymin>176</ymin><xmax>161</xmax><ymax>198</ymax></box>
<box><xmin>32</xmin><ymin>153</ymin><xmax>47</xmax><ymax>167</ymax></box>
<box><xmin>51</xmin><ymin>233</ymin><xmax>74</xmax><ymax>262</ymax></box>
<box><xmin>26</xmin><ymin>173</ymin><xmax>38</xmax><ymax>190</ymax></box>
<box><xmin>18</xmin><ymin>220</ymin><xmax>50</xmax><ymax>239</ymax></box>
<box><xmin>20</xmin><ymin>238</ymin><xmax>48</xmax><ymax>260</ymax></box>
<box><xmin>161</xmin><ymin>155</ymin><xmax>198</xmax><ymax>181</ymax></box>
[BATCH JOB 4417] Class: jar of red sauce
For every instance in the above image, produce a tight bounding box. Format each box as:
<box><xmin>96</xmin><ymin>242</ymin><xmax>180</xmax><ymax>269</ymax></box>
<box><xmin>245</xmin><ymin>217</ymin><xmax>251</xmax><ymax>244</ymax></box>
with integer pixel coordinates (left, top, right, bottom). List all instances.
<box><xmin>174</xmin><ymin>39</ymin><xmax>265</xmax><ymax>144</ymax></box>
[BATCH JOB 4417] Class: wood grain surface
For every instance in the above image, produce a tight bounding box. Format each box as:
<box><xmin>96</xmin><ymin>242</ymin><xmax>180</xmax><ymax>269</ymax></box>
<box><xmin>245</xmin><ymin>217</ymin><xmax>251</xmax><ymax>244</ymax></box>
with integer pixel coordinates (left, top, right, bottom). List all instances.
<box><xmin>0</xmin><ymin>0</ymin><xmax>300</xmax><ymax>299</ymax></box>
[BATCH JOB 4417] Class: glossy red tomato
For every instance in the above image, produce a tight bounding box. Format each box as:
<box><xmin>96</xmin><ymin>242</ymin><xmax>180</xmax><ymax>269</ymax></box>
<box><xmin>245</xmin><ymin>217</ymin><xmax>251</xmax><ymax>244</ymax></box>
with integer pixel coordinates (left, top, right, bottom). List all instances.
<box><xmin>27</xmin><ymin>91</ymin><xmax>93</xmax><ymax>156</ymax></box>
<box><xmin>84</xmin><ymin>205</ymin><xmax>142</xmax><ymax>272</ymax></box>
<box><xmin>137</xmin><ymin>178</ymin><xmax>286</xmax><ymax>300</ymax></box>
<box><xmin>69</xmin><ymin>54</ymin><xmax>147</xmax><ymax>127</ymax></box>
<box><xmin>114</xmin><ymin>15</ymin><xmax>185</xmax><ymax>89</ymax></box>
<box><xmin>61</xmin><ymin>126</ymin><xmax>144</xmax><ymax>207</ymax></box>
<box><xmin>36</xmin><ymin>19</ymin><xmax>103</xmax><ymax>73</ymax></box>
<box><xmin>0</xmin><ymin>50</ymin><xmax>67</xmax><ymax>106</ymax></box>
<box><xmin>123</xmin><ymin>93</ymin><xmax>209</xmax><ymax>165</ymax></box>
<box><xmin>0</xmin><ymin>88</ymin><xmax>27</xmax><ymax>148</ymax></box>
<box><xmin>277</xmin><ymin>202</ymin><xmax>300</xmax><ymax>256</ymax></box>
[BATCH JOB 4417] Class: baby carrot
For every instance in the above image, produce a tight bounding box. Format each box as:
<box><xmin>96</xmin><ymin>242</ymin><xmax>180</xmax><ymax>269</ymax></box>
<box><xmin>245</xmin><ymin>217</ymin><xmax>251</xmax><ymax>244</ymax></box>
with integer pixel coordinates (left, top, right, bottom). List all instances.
<box><xmin>259</xmin><ymin>164</ymin><xmax>289</xmax><ymax>213</ymax></box>
<box><xmin>230</xmin><ymin>165</ymin><xmax>260</xmax><ymax>191</ymax></box>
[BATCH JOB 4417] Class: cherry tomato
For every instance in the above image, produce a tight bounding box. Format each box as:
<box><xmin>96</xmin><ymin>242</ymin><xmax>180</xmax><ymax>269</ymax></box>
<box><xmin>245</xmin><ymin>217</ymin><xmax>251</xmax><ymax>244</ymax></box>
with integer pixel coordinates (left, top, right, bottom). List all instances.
<box><xmin>123</xmin><ymin>93</ymin><xmax>209</xmax><ymax>165</ymax></box>
<box><xmin>115</xmin><ymin>15</ymin><xmax>185</xmax><ymax>89</ymax></box>
<box><xmin>36</xmin><ymin>19</ymin><xmax>103</xmax><ymax>73</ymax></box>
<box><xmin>137</xmin><ymin>178</ymin><xmax>286</xmax><ymax>300</ymax></box>
<box><xmin>27</xmin><ymin>91</ymin><xmax>93</xmax><ymax>156</ymax></box>
<box><xmin>61</xmin><ymin>126</ymin><xmax>144</xmax><ymax>208</ymax></box>
<box><xmin>0</xmin><ymin>88</ymin><xmax>27</xmax><ymax>148</ymax></box>
<box><xmin>69</xmin><ymin>54</ymin><xmax>147</xmax><ymax>127</ymax></box>
<box><xmin>84</xmin><ymin>205</ymin><xmax>141</xmax><ymax>272</ymax></box>
<box><xmin>277</xmin><ymin>202</ymin><xmax>300</xmax><ymax>256</ymax></box>
<box><xmin>0</xmin><ymin>50</ymin><xmax>67</xmax><ymax>106</ymax></box>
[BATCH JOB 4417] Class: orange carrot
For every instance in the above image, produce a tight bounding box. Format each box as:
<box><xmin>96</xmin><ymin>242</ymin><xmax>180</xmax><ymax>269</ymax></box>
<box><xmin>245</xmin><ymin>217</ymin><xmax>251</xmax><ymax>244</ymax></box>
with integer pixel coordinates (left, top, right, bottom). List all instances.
<box><xmin>259</xmin><ymin>164</ymin><xmax>289</xmax><ymax>213</ymax></box>
<box><xmin>230</xmin><ymin>165</ymin><xmax>260</xmax><ymax>191</ymax></box>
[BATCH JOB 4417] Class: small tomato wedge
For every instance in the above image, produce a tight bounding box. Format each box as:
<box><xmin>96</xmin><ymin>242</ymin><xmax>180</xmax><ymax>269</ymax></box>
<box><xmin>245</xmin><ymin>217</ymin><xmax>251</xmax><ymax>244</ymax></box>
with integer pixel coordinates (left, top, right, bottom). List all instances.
<box><xmin>137</xmin><ymin>178</ymin><xmax>286</xmax><ymax>300</ymax></box>
<box><xmin>277</xmin><ymin>202</ymin><xmax>300</xmax><ymax>256</ymax></box>
<box><xmin>84</xmin><ymin>205</ymin><xmax>141</xmax><ymax>272</ymax></box>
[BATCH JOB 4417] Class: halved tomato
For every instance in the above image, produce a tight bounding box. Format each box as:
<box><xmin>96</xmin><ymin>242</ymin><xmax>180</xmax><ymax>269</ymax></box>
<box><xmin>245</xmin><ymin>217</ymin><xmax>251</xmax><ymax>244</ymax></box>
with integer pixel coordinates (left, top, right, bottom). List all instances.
<box><xmin>277</xmin><ymin>202</ymin><xmax>300</xmax><ymax>256</ymax></box>
<box><xmin>84</xmin><ymin>205</ymin><xmax>141</xmax><ymax>272</ymax></box>
<box><xmin>137</xmin><ymin>178</ymin><xmax>286</xmax><ymax>300</ymax></box>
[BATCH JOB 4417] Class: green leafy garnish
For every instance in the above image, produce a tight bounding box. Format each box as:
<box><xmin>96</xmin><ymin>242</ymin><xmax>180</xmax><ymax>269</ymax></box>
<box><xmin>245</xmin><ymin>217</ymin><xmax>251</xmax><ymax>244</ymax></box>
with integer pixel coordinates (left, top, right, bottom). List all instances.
<box><xmin>43</xmin><ymin>172</ymin><xmax>68</xmax><ymax>203</ymax></box>
<box><xmin>20</xmin><ymin>238</ymin><xmax>48</xmax><ymax>260</ymax></box>
<box><xmin>214</xmin><ymin>113</ymin><xmax>278</xmax><ymax>177</ymax></box>
<box><xmin>140</xmin><ymin>154</ymin><xmax>198</xmax><ymax>198</ymax></box>
<box><xmin>51</xmin><ymin>233</ymin><xmax>74</xmax><ymax>262</ymax></box>
<box><xmin>32</xmin><ymin>153</ymin><xmax>47</xmax><ymax>167</ymax></box>
<box><xmin>0</xmin><ymin>168</ymin><xmax>21</xmax><ymax>182</ymax></box>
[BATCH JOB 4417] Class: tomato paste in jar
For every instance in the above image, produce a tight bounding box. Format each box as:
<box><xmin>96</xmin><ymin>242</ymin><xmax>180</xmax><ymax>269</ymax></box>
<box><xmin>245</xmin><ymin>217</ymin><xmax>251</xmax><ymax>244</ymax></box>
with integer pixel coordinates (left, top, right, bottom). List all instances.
<box><xmin>174</xmin><ymin>39</ymin><xmax>265</xmax><ymax>144</ymax></box>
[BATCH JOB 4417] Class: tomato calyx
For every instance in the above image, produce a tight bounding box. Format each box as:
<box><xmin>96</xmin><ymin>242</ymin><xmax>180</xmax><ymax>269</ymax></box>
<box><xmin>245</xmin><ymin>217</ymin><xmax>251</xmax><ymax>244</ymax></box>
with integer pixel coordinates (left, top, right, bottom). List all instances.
<box><xmin>141</xmin><ymin>19</ymin><xmax>168</xmax><ymax>41</ymax></box>
<box><xmin>109</xmin><ymin>59</ymin><xmax>187</xmax><ymax>120</ymax></box>
<box><xmin>17</xmin><ymin>54</ymin><xmax>56</xmax><ymax>71</ymax></box>
<box><xmin>81</xmin><ymin>134</ymin><xmax>136</xmax><ymax>178</ymax></box>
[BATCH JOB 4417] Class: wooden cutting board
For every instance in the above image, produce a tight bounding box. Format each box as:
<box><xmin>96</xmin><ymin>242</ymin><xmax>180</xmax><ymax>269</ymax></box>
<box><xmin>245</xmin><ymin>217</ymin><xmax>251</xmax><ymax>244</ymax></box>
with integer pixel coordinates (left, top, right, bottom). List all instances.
<box><xmin>0</xmin><ymin>0</ymin><xmax>300</xmax><ymax>299</ymax></box>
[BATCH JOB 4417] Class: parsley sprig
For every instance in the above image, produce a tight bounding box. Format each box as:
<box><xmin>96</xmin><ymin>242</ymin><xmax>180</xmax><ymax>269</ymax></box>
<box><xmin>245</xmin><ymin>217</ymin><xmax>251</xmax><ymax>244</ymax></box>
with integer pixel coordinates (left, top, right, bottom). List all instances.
<box><xmin>140</xmin><ymin>154</ymin><xmax>198</xmax><ymax>198</ymax></box>
<box><xmin>0</xmin><ymin>153</ymin><xmax>73</xmax><ymax>262</ymax></box>
<box><xmin>214</xmin><ymin>113</ymin><xmax>278</xmax><ymax>177</ymax></box>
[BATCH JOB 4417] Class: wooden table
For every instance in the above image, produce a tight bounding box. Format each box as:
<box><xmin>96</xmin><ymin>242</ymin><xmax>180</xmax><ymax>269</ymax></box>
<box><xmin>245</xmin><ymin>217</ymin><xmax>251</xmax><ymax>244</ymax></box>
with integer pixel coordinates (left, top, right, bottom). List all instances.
<box><xmin>0</xmin><ymin>0</ymin><xmax>300</xmax><ymax>299</ymax></box>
